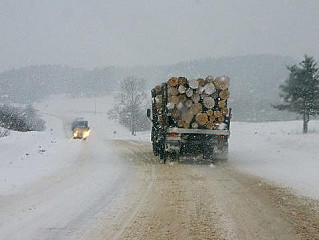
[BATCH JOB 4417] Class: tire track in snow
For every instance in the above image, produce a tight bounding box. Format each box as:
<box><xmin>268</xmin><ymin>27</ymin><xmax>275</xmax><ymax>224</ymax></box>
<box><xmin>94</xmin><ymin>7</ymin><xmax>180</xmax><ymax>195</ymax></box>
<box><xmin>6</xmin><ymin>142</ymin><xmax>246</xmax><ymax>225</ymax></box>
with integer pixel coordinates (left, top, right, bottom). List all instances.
<box><xmin>110</xmin><ymin>141</ymin><xmax>156</xmax><ymax>240</ymax></box>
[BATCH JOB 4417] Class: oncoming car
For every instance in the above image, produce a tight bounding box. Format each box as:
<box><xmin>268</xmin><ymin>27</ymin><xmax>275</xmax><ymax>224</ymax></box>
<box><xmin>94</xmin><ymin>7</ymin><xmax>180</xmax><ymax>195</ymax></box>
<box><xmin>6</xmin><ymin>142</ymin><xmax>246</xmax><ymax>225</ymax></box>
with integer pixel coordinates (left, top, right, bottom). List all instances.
<box><xmin>71</xmin><ymin>118</ymin><xmax>90</xmax><ymax>140</ymax></box>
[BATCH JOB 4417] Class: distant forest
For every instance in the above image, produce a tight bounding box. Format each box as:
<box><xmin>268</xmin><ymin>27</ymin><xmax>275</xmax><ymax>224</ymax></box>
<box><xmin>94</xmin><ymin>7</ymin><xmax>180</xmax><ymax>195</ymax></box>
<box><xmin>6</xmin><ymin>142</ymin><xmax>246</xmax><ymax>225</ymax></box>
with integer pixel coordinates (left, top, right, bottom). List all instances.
<box><xmin>0</xmin><ymin>55</ymin><xmax>298</xmax><ymax>122</ymax></box>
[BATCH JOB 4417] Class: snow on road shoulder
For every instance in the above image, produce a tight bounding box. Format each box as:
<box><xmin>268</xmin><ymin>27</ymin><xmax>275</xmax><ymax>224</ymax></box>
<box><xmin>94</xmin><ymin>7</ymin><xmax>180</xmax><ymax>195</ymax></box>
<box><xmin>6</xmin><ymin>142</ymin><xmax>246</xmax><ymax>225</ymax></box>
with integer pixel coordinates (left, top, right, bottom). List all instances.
<box><xmin>0</xmin><ymin>113</ymin><xmax>82</xmax><ymax>196</ymax></box>
<box><xmin>229</xmin><ymin>120</ymin><xmax>319</xmax><ymax>200</ymax></box>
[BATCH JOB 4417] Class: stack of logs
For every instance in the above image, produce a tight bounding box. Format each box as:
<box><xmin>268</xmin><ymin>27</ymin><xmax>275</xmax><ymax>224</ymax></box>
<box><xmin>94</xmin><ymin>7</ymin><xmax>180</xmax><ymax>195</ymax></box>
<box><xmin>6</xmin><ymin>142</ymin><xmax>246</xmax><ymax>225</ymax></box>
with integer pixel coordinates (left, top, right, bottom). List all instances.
<box><xmin>153</xmin><ymin>76</ymin><xmax>230</xmax><ymax>129</ymax></box>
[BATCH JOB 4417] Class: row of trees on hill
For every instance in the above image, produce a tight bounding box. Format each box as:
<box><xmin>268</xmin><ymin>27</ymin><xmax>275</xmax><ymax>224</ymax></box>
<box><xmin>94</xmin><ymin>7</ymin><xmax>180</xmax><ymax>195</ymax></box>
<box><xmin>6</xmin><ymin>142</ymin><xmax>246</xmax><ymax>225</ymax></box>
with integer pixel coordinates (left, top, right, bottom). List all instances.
<box><xmin>110</xmin><ymin>55</ymin><xmax>319</xmax><ymax>135</ymax></box>
<box><xmin>1</xmin><ymin>55</ymin><xmax>318</xmax><ymax>134</ymax></box>
<box><xmin>0</xmin><ymin>65</ymin><xmax>117</xmax><ymax>103</ymax></box>
<box><xmin>0</xmin><ymin>55</ymin><xmax>299</xmax><ymax>122</ymax></box>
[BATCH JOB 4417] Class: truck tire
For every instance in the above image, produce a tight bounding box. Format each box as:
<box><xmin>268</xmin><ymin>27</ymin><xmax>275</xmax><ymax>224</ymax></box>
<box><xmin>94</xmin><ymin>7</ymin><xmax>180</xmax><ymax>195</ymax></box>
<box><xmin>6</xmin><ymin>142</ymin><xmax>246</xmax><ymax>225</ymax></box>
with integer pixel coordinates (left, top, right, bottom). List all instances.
<box><xmin>171</xmin><ymin>152</ymin><xmax>180</xmax><ymax>162</ymax></box>
<box><xmin>152</xmin><ymin>141</ymin><xmax>159</xmax><ymax>156</ymax></box>
<box><xmin>202</xmin><ymin>139</ymin><xmax>216</xmax><ymax>164</ymax></box>
<box><xmin>159</xmin><ymin>150</ymin><xmax>167</xmax><ymax>163</ymax></box>
<box><xmin>158</xmin><ymin>139</ymin><xmax>167</xmax><ymax>163</ymax></box>
<box><xmin>203</xmin><ymin>147</ymin><xmax>216</xmax><ymax>163</ymax></box>
<box><xmin>217</xmin><ymin>145</ymin><xmax>228</xmax><ymax>163</ymax></box>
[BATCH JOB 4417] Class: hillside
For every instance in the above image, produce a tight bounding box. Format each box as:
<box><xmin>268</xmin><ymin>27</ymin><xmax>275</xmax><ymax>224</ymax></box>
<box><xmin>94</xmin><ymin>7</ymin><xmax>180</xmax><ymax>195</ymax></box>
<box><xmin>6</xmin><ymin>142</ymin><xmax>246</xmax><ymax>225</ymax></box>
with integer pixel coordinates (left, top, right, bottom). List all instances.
<box><xmin>0</xmin><ymin>55</ymin><xmax>297</xmax><ymax>121</ymax></box>
<box><xmin>115</xmin><ymin>55</ymin><xmax>297</xmax><ymax>121</ymax></box>
<box><xmin>0</xmin><ymin>65</ymin><xmax>117</xmax><ymax>103</ymax></box>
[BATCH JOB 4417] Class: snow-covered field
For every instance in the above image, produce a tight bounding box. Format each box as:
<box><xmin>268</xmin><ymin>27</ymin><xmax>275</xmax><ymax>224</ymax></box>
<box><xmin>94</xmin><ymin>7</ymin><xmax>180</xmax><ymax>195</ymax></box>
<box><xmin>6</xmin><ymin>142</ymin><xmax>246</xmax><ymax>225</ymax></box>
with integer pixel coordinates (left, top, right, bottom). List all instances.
<box><xmin>1</xmin><ymin>95</ymin><xmax>319</xmax><ymax>201</ymax></box>
<box><xmin>230</xmin><ymin>120</ymin><xmax>319</xmax><ymax>199</ymax></box>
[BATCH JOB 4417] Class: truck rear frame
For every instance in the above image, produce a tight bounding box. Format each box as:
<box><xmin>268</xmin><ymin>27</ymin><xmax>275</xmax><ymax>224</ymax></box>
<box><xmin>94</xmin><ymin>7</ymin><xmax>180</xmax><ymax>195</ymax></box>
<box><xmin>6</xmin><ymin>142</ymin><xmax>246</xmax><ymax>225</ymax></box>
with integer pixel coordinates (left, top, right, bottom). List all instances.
<box><xmin>149</xmin><ymin>82</ymin><xmax>231</xmax><ymax>163</ymax></box>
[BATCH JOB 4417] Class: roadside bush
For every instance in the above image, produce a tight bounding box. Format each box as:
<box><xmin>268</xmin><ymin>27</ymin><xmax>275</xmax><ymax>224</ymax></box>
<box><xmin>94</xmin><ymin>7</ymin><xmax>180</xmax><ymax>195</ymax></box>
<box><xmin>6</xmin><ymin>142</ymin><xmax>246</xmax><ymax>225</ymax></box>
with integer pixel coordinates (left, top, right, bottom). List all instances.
<box><xmin>0</xmin><ymin>105</ymin><xmax>45</xmax><ymax>132</ymax></box>
<box><xmin>22</xmin><ymin>105</ymin><xmax>46</xmax><ymax>131</ymax></box>
<box><xmin>0</xmin><ymin>128</ymin><xmax>10</xmax><ymax>137</ymax></box>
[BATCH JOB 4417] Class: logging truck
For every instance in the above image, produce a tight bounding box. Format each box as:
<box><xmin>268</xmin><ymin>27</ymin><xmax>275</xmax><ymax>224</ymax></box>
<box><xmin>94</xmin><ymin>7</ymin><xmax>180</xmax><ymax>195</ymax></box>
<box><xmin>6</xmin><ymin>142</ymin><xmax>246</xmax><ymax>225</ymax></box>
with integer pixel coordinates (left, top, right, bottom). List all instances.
<box><xmin>147</xmin><ymin>76</ymin><xmax>231</xmax><ymax>163</ymax></box>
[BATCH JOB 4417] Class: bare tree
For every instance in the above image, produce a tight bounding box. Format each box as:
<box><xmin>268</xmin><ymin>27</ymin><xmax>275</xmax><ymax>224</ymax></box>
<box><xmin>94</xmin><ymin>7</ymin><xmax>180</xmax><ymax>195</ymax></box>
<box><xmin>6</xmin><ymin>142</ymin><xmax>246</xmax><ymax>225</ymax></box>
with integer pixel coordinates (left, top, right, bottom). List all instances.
<box><xmin>108</xmin><ymin>77</ymin><xmax>150</xmax><ymax>135</ymax></box>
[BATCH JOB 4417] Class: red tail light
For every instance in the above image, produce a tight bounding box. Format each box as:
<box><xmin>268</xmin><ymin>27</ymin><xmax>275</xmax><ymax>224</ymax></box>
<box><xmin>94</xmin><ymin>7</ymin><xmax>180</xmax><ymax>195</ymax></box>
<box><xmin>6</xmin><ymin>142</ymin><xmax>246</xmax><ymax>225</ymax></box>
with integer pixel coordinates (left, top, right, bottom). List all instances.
<box><xmin>220</xmin><ymin>135</ymin><xmax>226</xmax><ymax>139</ymax></box>
<box><xmin>170</xmin><ymin>132</ymin><xmax>179</xmax><ymax>137</ymax></box>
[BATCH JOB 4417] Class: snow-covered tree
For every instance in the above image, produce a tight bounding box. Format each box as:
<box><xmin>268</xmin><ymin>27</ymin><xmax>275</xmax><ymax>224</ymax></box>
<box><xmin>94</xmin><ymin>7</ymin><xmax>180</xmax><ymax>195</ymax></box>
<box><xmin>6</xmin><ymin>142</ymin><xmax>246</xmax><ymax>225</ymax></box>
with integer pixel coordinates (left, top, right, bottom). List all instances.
<box><xmin>0</xmin><ymin>105</ymin><xmax>27</xmax><ymax>131</ymax></box>
<box><xmin>22</xmin><ymin>104</ymin><xmax>45</xmax><ymax>131</ymax></box>
<box><xmin>108</xmin><ymin>77</ymin><xmax>150</xmax><ymax>135</ymax></box>
<box><xmin>274</xmin><ymin>55</ymin><xmax>319</xmax><ymax>133</ymax></box>
<box><xmin>0</xmin><ymin>104</ymin><xmax>45</xmax><ymax>132</ymax></box>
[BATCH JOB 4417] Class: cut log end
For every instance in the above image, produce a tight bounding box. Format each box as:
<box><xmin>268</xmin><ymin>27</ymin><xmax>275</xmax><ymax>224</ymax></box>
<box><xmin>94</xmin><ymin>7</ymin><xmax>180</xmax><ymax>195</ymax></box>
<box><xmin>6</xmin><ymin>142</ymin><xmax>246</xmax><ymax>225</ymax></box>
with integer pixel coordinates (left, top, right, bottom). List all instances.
<box><xmin>191</xmin><ymin>103</ymin><xmax>202</xmax><ymax>115</ymax></box>
<box><xmin>219</xmin><ymin>90</ymin><xmax>230</xmax><ymax>99</ymax></box>
<box><xmin>168</xmin><ymin>77</ymin><xmax>179</xmax><ymax>87</ymax></box>
<box><xmin>196</xmin><ymin>113</ymin><xmax>208</xmax><ymax>126</ymax></box>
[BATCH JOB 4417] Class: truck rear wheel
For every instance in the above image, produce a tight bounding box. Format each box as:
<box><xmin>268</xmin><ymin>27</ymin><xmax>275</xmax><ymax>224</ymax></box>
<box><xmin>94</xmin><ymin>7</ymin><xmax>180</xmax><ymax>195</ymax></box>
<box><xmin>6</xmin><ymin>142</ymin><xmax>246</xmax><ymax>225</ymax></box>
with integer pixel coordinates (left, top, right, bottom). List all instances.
<box><xmin>203</xmin><ymin>147</ymin><xmax>216</xmax><ymax>163</ymax></box>
<box><xmin>158</xmin><ymin>139</ymin><xmax>167</xmax><ymax>163</ymax></box>
<box><xmin>152</xmin><ymin>141</ymin><xmax>159</xmax><ymax>156</ymax></box>
<box><xmin>159</xmin><ymin>150</ymin><xmax>167</xmax><ymax>163</ymax></box>
<box><xmin>171</xmin><ymin>152</ymin><xmax>180</xmax><ymax>162</ymax></box>
<box><xmin>217</xmin><ymin>145</ymin><xmax>228</xmax><ymax>163</ymax></box>
<box><xmin>202</xmin><ymin>137</ymin><xmax>217</xmax><ymax>164</ymax></box>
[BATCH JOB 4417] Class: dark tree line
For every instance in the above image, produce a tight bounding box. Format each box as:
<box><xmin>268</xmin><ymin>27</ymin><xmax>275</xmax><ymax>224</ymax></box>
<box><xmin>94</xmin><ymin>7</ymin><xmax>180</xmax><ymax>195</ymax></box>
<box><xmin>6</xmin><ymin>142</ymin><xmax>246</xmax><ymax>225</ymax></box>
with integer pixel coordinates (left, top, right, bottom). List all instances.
<box><xmin>0</xmin><ymin>65</ymin><xmax>117</xmax><ymax>103</ymax></box>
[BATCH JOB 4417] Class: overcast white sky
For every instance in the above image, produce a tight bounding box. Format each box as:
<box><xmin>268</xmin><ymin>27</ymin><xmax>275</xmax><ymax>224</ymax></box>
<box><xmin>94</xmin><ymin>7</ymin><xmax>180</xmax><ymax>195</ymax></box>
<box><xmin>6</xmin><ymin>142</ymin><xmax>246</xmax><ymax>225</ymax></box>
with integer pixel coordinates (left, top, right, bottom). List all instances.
<box><xmin>0</xmin><ymin>0</ymin><xmax>318</xmax><ymax>71</ymax></box>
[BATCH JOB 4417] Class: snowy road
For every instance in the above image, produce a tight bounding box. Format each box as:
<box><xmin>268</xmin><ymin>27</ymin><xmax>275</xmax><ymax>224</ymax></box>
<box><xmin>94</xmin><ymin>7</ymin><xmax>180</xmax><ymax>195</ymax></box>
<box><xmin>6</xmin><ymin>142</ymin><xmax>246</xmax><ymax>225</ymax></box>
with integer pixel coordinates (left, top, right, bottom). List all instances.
<box><xmin>82</xmin><ymin>140</ymin><xmax>319</xmax><ymax>240</ymax></box>
<box><xmin>2</xmin><ymin>139</ymin><xmax>319</xmax><ymax>240</ymax></box>
<box><xmin>1</xmin><ymin>96</ymin><xmax>319</xmax><ymax>239</ymax></box>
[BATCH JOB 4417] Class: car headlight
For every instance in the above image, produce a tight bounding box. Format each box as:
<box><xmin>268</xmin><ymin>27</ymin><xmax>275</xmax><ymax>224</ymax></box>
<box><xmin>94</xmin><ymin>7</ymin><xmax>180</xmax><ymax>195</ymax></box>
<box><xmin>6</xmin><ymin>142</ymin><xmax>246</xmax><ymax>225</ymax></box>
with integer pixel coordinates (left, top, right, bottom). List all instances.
<box><xmin>83</xmin><ymin>130</ymin><xmax>91</xmax><ymax>138</ymax></box>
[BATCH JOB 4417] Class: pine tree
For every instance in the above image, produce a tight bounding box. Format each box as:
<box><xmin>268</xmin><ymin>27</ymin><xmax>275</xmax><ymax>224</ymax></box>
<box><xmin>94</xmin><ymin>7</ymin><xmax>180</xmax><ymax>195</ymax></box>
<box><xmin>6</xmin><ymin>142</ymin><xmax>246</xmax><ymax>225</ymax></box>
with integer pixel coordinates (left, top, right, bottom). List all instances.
<box><xmin>274</xmin><ymin>55</ymin><xmax>319</xmax><ymax>133</ymax></box>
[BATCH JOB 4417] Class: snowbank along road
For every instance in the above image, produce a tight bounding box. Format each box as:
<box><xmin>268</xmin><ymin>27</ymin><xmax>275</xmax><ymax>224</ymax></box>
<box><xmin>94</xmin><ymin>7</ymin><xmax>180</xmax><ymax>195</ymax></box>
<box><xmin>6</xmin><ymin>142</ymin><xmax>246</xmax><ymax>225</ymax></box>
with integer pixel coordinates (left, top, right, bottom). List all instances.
<box><xmin>1</xmin><ymin>96</ymin><xmax>319</xmax><ymax>240</ymax></box>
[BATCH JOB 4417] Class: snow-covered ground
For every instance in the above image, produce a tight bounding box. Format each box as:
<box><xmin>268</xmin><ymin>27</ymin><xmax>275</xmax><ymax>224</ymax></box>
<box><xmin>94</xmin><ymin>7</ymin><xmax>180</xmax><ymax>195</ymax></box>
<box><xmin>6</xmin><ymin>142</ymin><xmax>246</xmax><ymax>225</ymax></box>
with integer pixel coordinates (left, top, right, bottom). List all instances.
<box><xmin>1</xmin><ymin>95</ymin><xmax>319</xmax><ymax>201</ymax></box>
<box><xmin>229</xmin><ymin>120</ymin><xmax>319</xmax><ymax>199</ymax></box>
<box><xmin>0</xmin><ymin>95</ymin><xmax>133</xmax><ymax>239</ymax></box>
<box><xmin>34</xmin><ymin>95</ymin><xmax>319</xmax><ymax>200</ymax></box>
<box><xmin>0</xmin><ymin>113</ymin><xmax>82</xmax><ymax>195</ymax></box>
<box><xmin>0</xmin><ymin>94</ymin><xmax>137</xmax><ymax>196</ymax></box>
<box><xmin>1</xmin><ymin>94</ymin><xmax>319</xmax><ymax>240</ymax></box>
